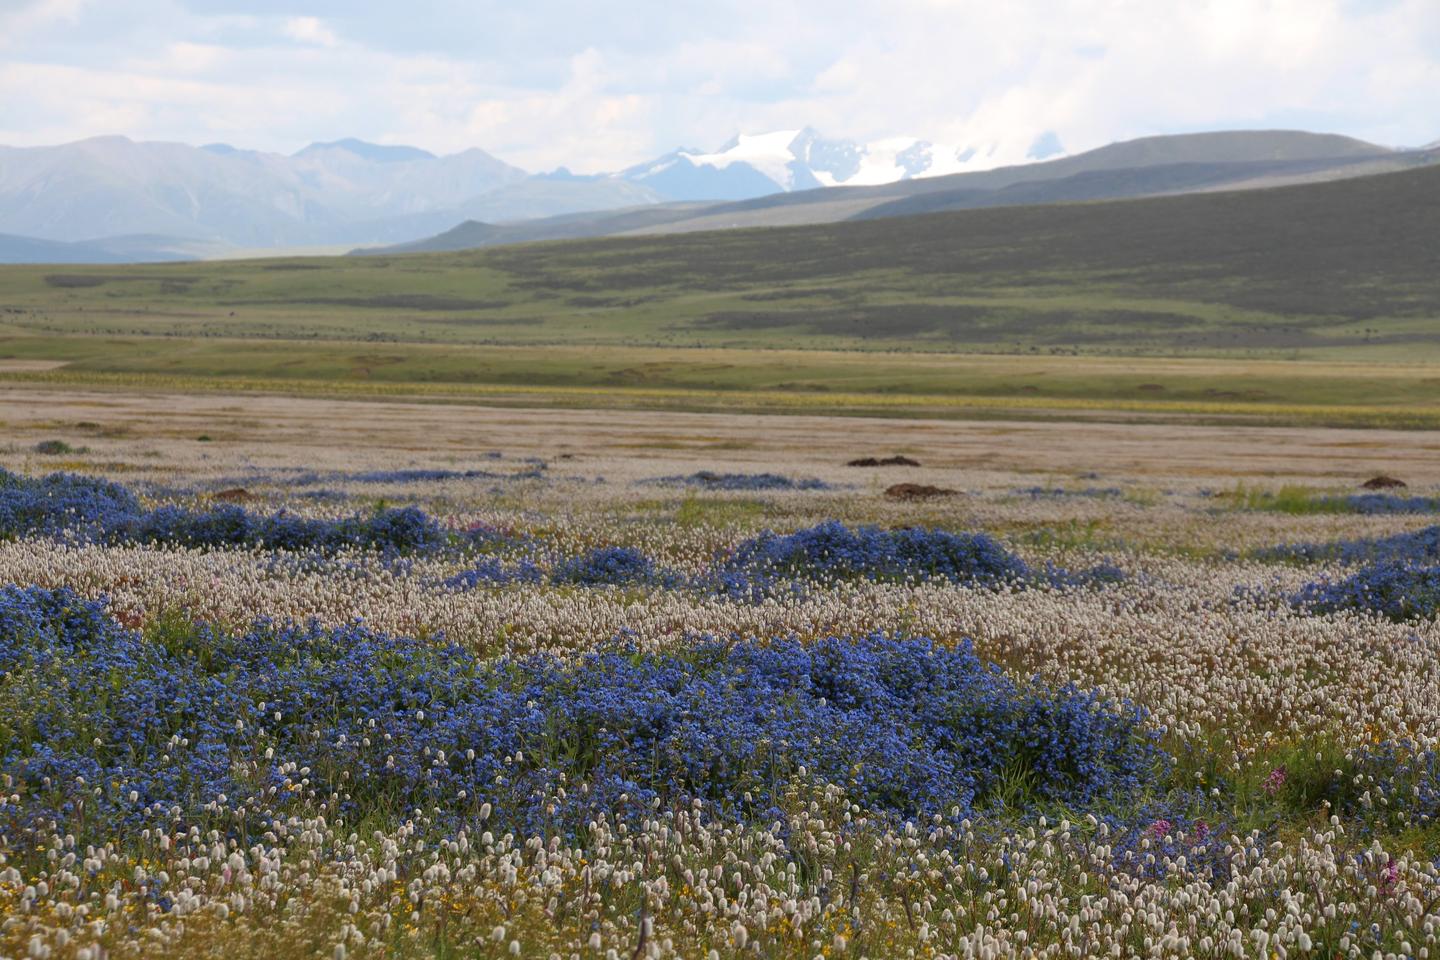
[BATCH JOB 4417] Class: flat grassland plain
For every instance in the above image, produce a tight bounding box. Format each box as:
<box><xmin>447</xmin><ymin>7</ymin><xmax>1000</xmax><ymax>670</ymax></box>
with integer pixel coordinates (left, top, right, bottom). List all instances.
<box><xmin>4</xmin><ymin>166</ymin><xmax>1440</xmax><ymax>959</ymax></box>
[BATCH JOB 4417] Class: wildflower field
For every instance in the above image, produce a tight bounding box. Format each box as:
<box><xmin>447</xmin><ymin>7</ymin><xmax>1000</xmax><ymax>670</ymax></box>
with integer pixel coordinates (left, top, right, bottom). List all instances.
<box><xmin>4</xmin><ymin>393</ymin><xmax>1440</xmax><ymax>959</ymax></box>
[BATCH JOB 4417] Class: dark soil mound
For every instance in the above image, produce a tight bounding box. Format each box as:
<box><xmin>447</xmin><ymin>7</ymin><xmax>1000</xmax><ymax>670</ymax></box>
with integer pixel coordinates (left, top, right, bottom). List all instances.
<box><xmin>1361</xmin><ymin>475</ymin><xmax>1407</xmax><ymax>490</ymax></box>
<box><xmin>885</xmin><ymin>483</ymin><xmax>956</xmax><ymax>500</ymax></box>
<box><xmin>849</xmin><ymin>455</ymin><xmax>922</xmax><ymax>467</ymax></box>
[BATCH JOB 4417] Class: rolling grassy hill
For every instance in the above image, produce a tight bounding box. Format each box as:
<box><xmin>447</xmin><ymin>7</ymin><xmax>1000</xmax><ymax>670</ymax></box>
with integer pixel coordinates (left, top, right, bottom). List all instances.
<box><xmin>1</xmin><ymin>158</ymin><xmax>1438</xmax><ymax>427</ymax></box>
<box><xmin>3</xmin><ymin>159</ymin><xmax>1435</xmax><ymax>353</ymax></box>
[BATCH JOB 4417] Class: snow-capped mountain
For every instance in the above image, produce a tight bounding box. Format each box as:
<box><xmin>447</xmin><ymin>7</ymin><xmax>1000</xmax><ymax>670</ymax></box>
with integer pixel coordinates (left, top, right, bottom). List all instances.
<box><xmin>621</xmin><ymin>127</ymin><xmax>1068</xmax><ymax>201</ymax></box>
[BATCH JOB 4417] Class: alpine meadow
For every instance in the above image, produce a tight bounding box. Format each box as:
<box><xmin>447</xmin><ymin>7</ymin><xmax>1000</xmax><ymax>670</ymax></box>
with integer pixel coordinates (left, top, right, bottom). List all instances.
<box><xmin>3</xmin><ymin>3</ymin><xmax>1440</xmax><ymax>959</ymax></box>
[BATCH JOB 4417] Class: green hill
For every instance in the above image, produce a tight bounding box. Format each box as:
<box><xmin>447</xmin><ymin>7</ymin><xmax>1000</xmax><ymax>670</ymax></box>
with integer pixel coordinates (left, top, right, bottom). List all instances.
<box><xmin>2</xmin><ymin>159</ymin><xmax>1438</xmax><ymax>360</ymax></box>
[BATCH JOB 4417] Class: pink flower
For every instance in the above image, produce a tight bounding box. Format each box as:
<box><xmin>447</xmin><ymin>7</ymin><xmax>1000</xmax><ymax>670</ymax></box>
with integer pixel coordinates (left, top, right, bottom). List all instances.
<box><xmin>1146</xmin><ymin>818</ymin><xmax>1172</xmax><ymax>839</ymax></box>
<box><xmin>1261</xmin><ymin>766</ymin><xmax>1287</xmax><ymax>796</ymax></box>
<box><xmin>1382</xmin><ymin>856</ymin><xmax>1400</xmax><ymax>894</ymax></box>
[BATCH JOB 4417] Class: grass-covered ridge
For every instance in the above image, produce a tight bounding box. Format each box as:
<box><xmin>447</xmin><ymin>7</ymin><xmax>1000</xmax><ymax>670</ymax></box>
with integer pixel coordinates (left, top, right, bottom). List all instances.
<box><xmin>3</xmin><ymin>163</ymin><xmax>1440</xmax><ymax>358</ymax></box>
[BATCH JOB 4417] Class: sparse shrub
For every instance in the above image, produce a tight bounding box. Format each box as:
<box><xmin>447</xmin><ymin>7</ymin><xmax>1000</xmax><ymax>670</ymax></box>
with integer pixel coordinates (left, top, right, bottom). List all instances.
<box><xmin>32</xmin><ymin>439</ymin><xmax>82</xmax><ymax>455</ymax></box>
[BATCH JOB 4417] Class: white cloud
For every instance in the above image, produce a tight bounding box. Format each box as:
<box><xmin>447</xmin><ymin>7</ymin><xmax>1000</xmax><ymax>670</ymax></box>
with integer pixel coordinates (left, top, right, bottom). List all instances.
<box><xmin>0</xmin><ymin>0</ymin><xmax>89</xmax><ymax>46</ymax></box>
<box><xmin>0</xmin><ymin>0</ymin><xmax>1435</xmax><ymax>171</ymax></box>
<box><xmin>281</xmin><ymin>16</ymin><xmax>339</xmax><ymax>48</ymax></box>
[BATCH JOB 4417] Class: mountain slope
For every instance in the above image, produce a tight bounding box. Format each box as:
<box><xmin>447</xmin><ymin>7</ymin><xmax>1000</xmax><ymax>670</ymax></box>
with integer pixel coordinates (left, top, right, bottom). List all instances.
<box><xmin>295</xmin><ymin>138</ymin><xmax>438</xmax><ymax>164</ymax></box>
<box><xmin>634</xmin><ymin>130</ymin><xmax>1399</xmax><ymax>233</ymax></box>
<box><xmin>0</xmin><ymin>232</ymin><xmax>195</xmax><ymax>263</ymax></box>
<box><xmin>852</xmin><ymin>153</ymin><xmax>1420</xmax><ymax>221</ymax></box>
<box><xmin>0</xmin><ymin>136</ymin><xmax>647</xmax><ymax>253</ymax></box>
<box><xmin>366</xmin><ymin>130</ymin><xmax>1418</xmax><ymax>254</ymax></box>
<box><xmin>0</xmin><ymin>136</ymin><xmax>333</xmax><ymax>244</ymax></box>
<box><xmin>364</xmin><ymin>203</ymin><xmax>709</xmax><ymax>255</ymax></box>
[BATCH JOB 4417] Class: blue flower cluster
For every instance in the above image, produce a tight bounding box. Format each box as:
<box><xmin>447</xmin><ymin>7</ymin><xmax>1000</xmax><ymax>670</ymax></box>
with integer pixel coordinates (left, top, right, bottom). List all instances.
<box><xmin>1261</xmin><ymin>524</ymin><xmax>1440</xmax><ymax>566</ymax></box>
<box><xmin>1103</xmin><ymin>799</ymin><xmax>1231</xmax><ymax>882</ymax></box>
<box><xmin>717</xmin><ymin>521</ymin><xmax>1032</xmax><ymax>597</ymax></box>
<box><xmin>0</xmin><ymin>468</ymin><xmax>446</xmax><ymax>554</ymax></box>
<box><xmin>1294</xmin><ymin>562</ymin><xmax>1440</xmax><ymax>621</ymax></box>
<box><xmin>445</xmin><ymin>524</ymin><xmax>1086</xmax><ymax>598</ymax></box>
<box><xmin>0</xmin><ymin>586</ymin><xmax>1163</xmax><ymax>843</ymax></box>
<box><xmin>1336</xmin><ymin>493</ymin><xmax>1440</xmax><ymax>515</ymax></box>
<box><xmin>1345</xmin><ymin>741</ymin><xmax>1440</xmax><ymax>829</ymax></box>
<box><xmin>647</xmin><ymin>471</ymin><xmax>832</xmax><ymax>491</ymax></box>
<box><xmin>0</xmin><ymin>468</ymin><xmax>141</xmax><ymax>540</ymax></box>
<box><xmin>445</xmin><ymin>546</ymin><xmax>672</xmax><ymax>590</ymax></box>
<box><xmin>550</xmin><ymin>545</ymin><xmax>669</xmax><ymax>587</ymax></box>
<box><xmin>345</xmin><ymin>464</ymin><xmax>545</xmax><ymax>484</ymax></box>
<box><xmin>1014</xmin><ymin>486</ymin><xmax>1123</xmax><ymax>499</ymax></box>
<box><xmin>443</xmin><ymin>556</ymin><xmax>546</xmax><ymax>589</ymax></box>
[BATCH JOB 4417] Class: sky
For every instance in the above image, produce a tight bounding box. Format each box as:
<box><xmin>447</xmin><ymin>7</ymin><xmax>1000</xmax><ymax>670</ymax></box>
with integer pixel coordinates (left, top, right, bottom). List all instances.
<box><xmin>0</xmin><ymin>0</ymin><xmax>1437</xmax><ymax>173</ymax></box>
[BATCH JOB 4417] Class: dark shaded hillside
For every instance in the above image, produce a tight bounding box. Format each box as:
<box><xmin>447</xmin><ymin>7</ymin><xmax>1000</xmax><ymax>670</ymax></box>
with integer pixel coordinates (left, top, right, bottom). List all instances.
<box><xmin>475</xmin><ymin>161</ymin><xmax>1440</xmax><ymax>327</ymax></box>
<box><xmin>851</xmin><ymin>156</ymin><xmax>1418</xmax><ymax>220</ymax></box>
<box><xmin>366</xmin><ymin>203</ymin><xmax>706</xmax><ymax>254</ymax></box>
<box><xmin>705</xmin><ymin>129</ymin><xmax>1397</xmax><ymax>215</ymax></box>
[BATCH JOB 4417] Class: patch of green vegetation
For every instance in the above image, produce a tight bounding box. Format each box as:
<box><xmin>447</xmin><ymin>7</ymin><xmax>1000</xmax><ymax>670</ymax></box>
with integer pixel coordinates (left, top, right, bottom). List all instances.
<box><xmin>1121</xmin><ymin>487</ymin><xmax>1164</xmax><ymax>508</ymax></box>
<box><xmin>1219</xmin><ymin>484</ymin><xmax>1351</xmax><ymax>515</ymax></box>
<box><xmin>675</xmin><ymin>493</ymin><xmax>769</xmax><ymax>528</ymax></box>
<box><xmin>1013</xmin><ymin>519</ymin><xmax>1127</xmax><ymax>552</ymax></box>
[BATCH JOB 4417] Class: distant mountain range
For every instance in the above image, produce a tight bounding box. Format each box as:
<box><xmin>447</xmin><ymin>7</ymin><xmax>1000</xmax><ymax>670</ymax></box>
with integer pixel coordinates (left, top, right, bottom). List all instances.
<box><xmin>0</xmin><ymin>127</ymin><xmax>1058</xmax><ymax>260</ymax></box>
<box><xmin>0</xmin><ymin>127</ymin><xmax>1433</xmax><ymax>263</ymax></box>
<box><xmin>0</xmin><ymin>134</ymin><xmax>646</xmax><ymax>255</ymax></box>
<box><xmin>364</xmin><ymin>130</ymin><xmax>1437</xmax><ymax>255</ymax></box>
<box><xmin>0</xmin><ymin>232</ymin><xmax>199</xmax><ymax>264</ymax></box>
